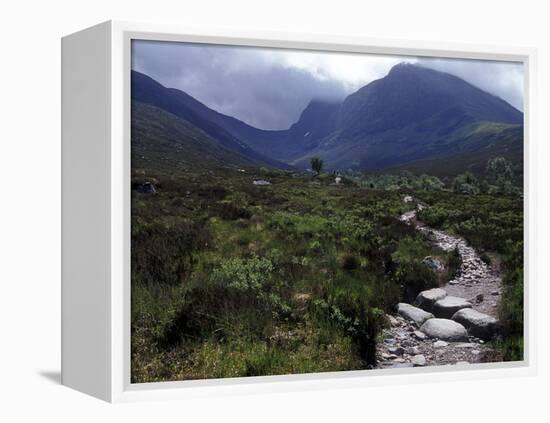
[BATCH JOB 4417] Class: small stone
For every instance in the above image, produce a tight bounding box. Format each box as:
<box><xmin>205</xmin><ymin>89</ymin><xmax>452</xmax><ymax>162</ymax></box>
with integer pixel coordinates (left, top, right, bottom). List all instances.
<box><xmin>407</xmin><ymin>346</ymin><xmax>421</xmax><ymax>355</ymax></box>
<box><xmin>413</xmin><ymin>331</ymin><xmax>427</xmax><ymax>340</ymax></box>
<box><xmin>388</xmin><ymin>346</ymin><xmax>405</xmax><ymax>356</ymax></box>
<box><xmin>411</xmin><ymin>354</ymin><xmax>427</xmax><ymax>367</ymax></box>
<box><xmin>433</xmin><ymin>340</ymin><xmax>449</xmax><ymax>348</ymax></box>
<box><xmin>387</xmin><ymin>314</ymin><xmax>399</xmax><ymax>326</ymax></box>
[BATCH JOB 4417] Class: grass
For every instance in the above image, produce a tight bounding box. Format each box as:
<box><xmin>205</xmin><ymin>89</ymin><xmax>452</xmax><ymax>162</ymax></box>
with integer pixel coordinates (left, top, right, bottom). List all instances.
<box><xmin>131</xmin><ymin>165</ymin><xmax>524</xmax><ymax>382</ymax></box>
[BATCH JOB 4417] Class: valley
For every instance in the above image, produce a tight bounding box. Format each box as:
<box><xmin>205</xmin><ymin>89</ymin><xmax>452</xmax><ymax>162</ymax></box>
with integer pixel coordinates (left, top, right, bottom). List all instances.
<box><xmin>130</xmin><ymin>61</ymin><xmax>524</xmax><ymax>382</ymax></box>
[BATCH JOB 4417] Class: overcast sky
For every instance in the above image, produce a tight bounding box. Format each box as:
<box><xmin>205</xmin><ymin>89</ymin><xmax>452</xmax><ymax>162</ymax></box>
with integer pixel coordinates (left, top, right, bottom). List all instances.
<box><xmin>132</xmin><ymin>40</ymin><xmax>524</xmax><ymax>130</ymax></box>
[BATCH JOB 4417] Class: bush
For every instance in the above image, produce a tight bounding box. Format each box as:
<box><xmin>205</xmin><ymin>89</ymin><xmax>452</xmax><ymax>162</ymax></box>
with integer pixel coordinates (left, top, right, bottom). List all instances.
<box><xmin>452</xmin><ymin>171</ymin><xmax>480</xmax><ymax>195</ymax></box>
<box><xmin>341</xmin><ymin>254</ymin><xmax>360</xmax><ymax>271</ymax></box>
<box><xmin>132</xmin><ymin>220</ymin><xmax>211</xmax><ymax>286</ymax></box>
<box><xmin>499</xmin><ymin>240</ymin><xmax>524</xmax><ymax>361</ymax></box>
<box><xmin>214</xmin><ymin>202</ymin><xmax>252</xmax><ymax>220</ymax></box>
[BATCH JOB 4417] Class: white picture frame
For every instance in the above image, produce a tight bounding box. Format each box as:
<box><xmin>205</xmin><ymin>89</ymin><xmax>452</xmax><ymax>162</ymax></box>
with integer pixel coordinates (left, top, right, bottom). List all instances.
<box><xmin>61</xmin><ymin>20</ymin><xmax>538</xmax><ymax>403</ymax></box>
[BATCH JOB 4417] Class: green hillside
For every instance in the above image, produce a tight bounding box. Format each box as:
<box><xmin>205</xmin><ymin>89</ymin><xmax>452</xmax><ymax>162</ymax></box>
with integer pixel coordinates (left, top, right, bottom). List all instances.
<box><xmin>132</xmin><ymin>101</ymin><xmax>259</xmax><ymax>173</ymax></box>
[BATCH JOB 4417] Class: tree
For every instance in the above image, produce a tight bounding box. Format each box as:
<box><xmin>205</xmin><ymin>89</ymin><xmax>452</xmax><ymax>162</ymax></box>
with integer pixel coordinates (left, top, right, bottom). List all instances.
<box><xmin>487</xmin><ymin>157</ymin><xmax>515</xmax><ymax>194</ymax></box>
<box><xmin>310</xmin><ymin>157</ymin><xmax>324</xmax><ymax>175</ymax></box>
<box><xmin>452</xmin><ymin>171</ymin><xmax>480</xmax><ymax>195</ymax></box>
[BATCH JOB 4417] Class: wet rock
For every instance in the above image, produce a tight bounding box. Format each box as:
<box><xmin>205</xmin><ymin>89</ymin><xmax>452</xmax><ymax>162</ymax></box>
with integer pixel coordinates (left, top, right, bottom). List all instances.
<box><xmin>451</xmin><ymin>308</ymin><xmax>498</xmax><ymax>340</ymax></box>
<box><xmin>433</xmin><ymin>296</ymin><xmax>473</xmax><ymax>319</ymax></box>
<box><xmin>419</xmin><ymin>318</ymin><xmax>469</xmax><ymax>342</ymax></box>
<box><xmin>397</xmin><ymin>303</ymin><xmax>434</xmax><ymax>327</ymax></box>
<box><xmin>414</xmin><ymin>288</ymin><xmax>448</xmax><ymax>312</ymax></box>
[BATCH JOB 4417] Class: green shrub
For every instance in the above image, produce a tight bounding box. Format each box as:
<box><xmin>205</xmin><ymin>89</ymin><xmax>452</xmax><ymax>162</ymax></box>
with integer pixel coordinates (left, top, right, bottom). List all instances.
<box><xmin>499</xmin><ymin>240</ymin><xmax>524</xmax><ymax>361</ymax></box>
<box><xmin>131</xmin><ymin>220</ymin><xmax>211</xmax><ymax>286</ymax></box>
<box><xmin>340</xmin><ymin>253</ymin><xmax>360</xmax><ymax>271</ymax></box>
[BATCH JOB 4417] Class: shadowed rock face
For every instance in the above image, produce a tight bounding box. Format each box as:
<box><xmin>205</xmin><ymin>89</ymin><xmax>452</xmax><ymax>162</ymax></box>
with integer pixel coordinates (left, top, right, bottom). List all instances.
<box><xmin>419</xmin><ymin>318</ymin><xmax>469</xmax><ymax>342</ymax></box>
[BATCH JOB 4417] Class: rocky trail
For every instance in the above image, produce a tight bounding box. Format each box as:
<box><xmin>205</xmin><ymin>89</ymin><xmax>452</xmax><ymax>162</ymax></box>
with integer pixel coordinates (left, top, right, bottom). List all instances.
<box><xmin>376</xmin><ymin>196</ymin><xmax>502</xmax><ymax>369</ymax></box>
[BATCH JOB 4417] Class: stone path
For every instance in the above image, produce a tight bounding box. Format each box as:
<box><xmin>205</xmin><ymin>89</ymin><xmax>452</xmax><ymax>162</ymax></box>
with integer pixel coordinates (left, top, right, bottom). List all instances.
<box><xmin>376</xmin><ymin>197</ymin><xmax>502</xmax><ymax>369</ymax></box>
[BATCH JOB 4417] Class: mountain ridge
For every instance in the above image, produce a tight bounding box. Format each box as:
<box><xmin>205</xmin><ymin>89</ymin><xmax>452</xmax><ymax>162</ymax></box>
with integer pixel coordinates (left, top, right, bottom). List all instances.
<box><xmin>131</xmin><ymin>63</ymin><xmax>523</xmax><ymax>173</ymax></box>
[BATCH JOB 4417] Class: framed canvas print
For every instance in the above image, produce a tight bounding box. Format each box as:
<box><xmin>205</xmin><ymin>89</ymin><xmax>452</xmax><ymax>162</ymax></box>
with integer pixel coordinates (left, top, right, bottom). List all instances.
<box><xmin>61</xmin><ymin>21</ymin><xmax>537</xmax><ymax>402</ymax></box>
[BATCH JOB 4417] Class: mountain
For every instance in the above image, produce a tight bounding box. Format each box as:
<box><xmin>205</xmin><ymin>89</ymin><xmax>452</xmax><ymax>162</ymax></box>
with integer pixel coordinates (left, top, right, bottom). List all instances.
<box><xmin>374</xmin><ymin>123</ymin><xmax>523</xmax><ymax>181</ymax></box>
<box><xmin>132</xmin><ymin>101</ymin><xmax>260</xmax><ymax>172</ymax></box>
<box><xmin>131</xmin><ymin>64</ymin><xmax>523</xmax><ymax>174</ymax></box>
<box><xmin>131</xmin><ymin>71</ymin><xmax>290</xmax><ymax>169</ymax></box>
<box><xmin>289</xmin><ymin>63</ymin><xmax>523</xmax><ymax>170</ymax></box>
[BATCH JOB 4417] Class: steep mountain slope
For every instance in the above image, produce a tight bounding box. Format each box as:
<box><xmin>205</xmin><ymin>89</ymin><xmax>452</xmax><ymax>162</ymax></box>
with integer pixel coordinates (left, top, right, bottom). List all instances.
<box><xmin>290</xmin><ymin>64</ymin><xmax>523</xmax><ymax>170</ymax></box>
<box><xmin>338</xmin><ymin>63</ymin><xmax>521</xmax><ymax>138</ymax></box>
<box><xmin>132</xmin><ymin>64</ymin><xmax>523</xmax><ymax>174</ymax></box>
<box><xmin>373</xmin><ymin>124</ymin><xmax>524</xmax><ymax>181</ymax></box>
<box><xmin>131</xmin><ymin>101</ymin><xmax>259</xmax><ymax>172</ymax></box>
<box><xmin>132</xmin><ymin>70</ymin><xmax>340</xmax><ymax>162</ymax></box>
<box><xmin>131</xmin><ymin>71</ymin><xmax>290</xmax><ymax>169</ymax></box>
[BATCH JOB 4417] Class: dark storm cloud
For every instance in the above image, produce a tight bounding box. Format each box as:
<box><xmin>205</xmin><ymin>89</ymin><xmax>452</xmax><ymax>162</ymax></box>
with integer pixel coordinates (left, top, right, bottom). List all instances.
<box><xmin>132</xmin><ymin>40</ymin><xmax>348</xmax><ymax>130</ymax></box>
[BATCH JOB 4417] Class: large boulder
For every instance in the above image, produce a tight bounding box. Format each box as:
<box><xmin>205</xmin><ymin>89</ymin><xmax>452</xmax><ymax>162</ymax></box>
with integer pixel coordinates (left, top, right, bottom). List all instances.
<box><xmin>452</xmin><ymin>308</ymin><xmax>498</xmax><ymax>340</ymax></box>
<box><xmin>419</xmin><ymin>318</ymin><xmax>469</xmax><ymax>341</ymax></box>
<box><xmin>396</xmin><ymin>303</ymin><xmax>434</xmax><ymax>327</ymax></box>
<box><xmin>433</xmin><ymin>296</ymin><xmax>472</xmax><ymax>319</ymax></box>
<box><xmin>414</xmin><ymin>288</ymin><xmax>447</xmax><ymax>312</ymax></box>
